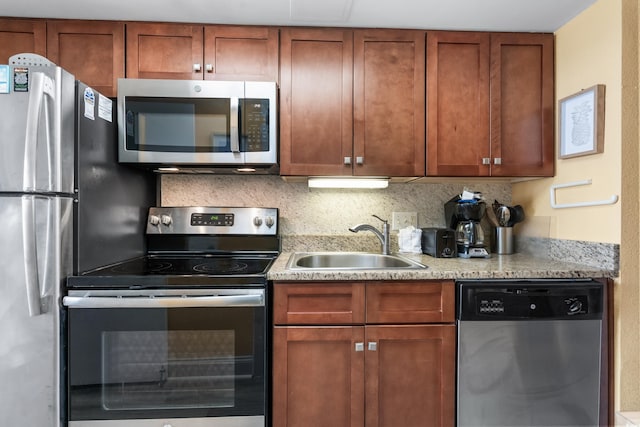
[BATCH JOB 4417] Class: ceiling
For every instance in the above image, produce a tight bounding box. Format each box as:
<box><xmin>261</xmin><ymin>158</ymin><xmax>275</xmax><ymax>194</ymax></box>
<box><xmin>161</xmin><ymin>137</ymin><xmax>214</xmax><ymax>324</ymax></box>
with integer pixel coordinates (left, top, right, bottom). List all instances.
<box><xmin>4</xmin><ymin>0</ymin><xmax>597</xmax><ymax>32</ymax></box>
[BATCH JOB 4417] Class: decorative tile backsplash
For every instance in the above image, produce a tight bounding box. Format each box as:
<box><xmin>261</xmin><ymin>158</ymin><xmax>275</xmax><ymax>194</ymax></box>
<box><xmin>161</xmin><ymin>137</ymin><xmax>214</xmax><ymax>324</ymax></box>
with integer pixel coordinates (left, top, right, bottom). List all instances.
<box><xmin>517</xmin><ymin>236</ymin><xmax>619</xmax><ymax>273</ymax></box>
<box><xmin>161</xmin><ymin>175</ymin><xmax>618</xmax><ymax>273</ymax></box>
<box><xmin>160</xmin><ymin>175</ymin><xmax>512</xmax><ymax>236</ymax></box>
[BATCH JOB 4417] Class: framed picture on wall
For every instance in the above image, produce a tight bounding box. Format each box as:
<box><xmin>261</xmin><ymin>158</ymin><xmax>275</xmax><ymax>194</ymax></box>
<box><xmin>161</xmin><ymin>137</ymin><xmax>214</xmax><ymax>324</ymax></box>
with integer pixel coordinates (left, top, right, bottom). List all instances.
<box><xmin>558</xmin><ymin>84</ymin><xmax>605</xmax><ymax>159</ymax></box>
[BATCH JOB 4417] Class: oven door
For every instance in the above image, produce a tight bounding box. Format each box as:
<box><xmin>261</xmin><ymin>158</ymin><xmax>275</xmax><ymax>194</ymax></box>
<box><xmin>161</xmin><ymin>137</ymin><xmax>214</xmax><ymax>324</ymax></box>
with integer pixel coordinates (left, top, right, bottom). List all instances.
<box><xmin>63</xmin><ymin>289</ymin><xmax>266</xmax><ymax>427</ymax></box>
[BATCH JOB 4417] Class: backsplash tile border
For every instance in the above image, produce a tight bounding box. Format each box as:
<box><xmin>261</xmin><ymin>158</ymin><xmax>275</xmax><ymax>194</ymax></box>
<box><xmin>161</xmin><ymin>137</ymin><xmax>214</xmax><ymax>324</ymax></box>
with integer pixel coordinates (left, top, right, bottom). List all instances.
<box><xmin>516</xmin><ymin>236</ymin><xmax>619</xmax><ymax>273</ymax></box>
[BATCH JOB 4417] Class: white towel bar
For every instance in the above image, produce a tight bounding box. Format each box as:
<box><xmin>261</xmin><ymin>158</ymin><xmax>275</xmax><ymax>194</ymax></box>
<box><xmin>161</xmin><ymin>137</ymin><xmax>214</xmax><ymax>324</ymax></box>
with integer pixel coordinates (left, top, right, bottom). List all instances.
<box><xmin>549</xmin><ymin>179</ymin><xmax>619</xmax><ymax>209</ymax></box>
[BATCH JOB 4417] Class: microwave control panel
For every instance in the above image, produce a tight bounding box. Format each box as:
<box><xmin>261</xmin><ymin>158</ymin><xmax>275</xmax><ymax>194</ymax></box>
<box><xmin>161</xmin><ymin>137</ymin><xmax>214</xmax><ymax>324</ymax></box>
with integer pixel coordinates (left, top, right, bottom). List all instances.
<box><xmin>241</xmin><ymin>98</ymin><xmax>269</xmax><ymax>152</ymax></box>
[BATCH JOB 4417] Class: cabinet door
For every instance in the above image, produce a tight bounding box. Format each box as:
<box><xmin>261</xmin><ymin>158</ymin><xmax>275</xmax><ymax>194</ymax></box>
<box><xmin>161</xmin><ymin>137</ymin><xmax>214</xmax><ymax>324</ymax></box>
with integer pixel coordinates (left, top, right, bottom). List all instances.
<box><xmin>0</xmin><ymin>19</ymin><xmax>46</xmax><ymax>64</ymax></box>
<box><xmin>366</xmin><ymin>281</ymin><xmax>454</xmax><ymax>324</ymax></box>
<box><xmin>272</xmin><ymin>326</ymin><xmax>365</xmax><ymax>427</ymax></box>
<box><xmin>353</xmin><ymin>30</ymin><xmax>425</xmax><ymax>177</ymax></box>
<box><xmin>490</xmin><ymin>33</ymin><xmax>554</xmax><ymax>176</ymax></box>
<box><xmin>126</xmin><ymin>23</ymin><xmax>203</xmax><ymax>80</ymax></box>
<box><xmin>365</xmin><ymin>325</ymin><xmax>456</xmax><ymax>427</ymax></box>
<box><xmin>279</xmin><ymin>28</ymin><xmax>353</xmax><ymax>176</ymax></box>
<box><xmin>203</xmin><ymin>26</ymin><xmax>278</xmax><ymax>82</ymax></box>
<box><xmin>426</xmin><ymin>31</ymin><xmax>490</xmax><ymax>176</ymax></box>
<box><xmin>273</xmin><ymin>282</ymin><xmax>365</xmax><ymax>325</ymax></box>
<box><xmin>47</xmin><ymin>20</ymin><xmax>124</xmax><ymax>97</ymax></box>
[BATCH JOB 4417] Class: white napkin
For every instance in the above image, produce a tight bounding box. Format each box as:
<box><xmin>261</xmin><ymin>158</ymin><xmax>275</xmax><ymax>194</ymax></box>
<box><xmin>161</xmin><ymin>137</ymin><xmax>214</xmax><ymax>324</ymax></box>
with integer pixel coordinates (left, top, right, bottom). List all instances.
<box><xmin>398</xmin><ymin>226</ymin><xmax>422</xmax><ymax>254</ymax></box>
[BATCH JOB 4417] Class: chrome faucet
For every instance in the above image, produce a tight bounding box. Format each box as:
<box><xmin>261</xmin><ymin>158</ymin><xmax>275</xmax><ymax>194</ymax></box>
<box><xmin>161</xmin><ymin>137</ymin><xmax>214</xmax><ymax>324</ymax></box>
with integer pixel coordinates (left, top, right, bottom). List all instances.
<box><xmin>349</xmin><ymin>215</ymin><xmax>390</xmax><ymax>255</ymax></box>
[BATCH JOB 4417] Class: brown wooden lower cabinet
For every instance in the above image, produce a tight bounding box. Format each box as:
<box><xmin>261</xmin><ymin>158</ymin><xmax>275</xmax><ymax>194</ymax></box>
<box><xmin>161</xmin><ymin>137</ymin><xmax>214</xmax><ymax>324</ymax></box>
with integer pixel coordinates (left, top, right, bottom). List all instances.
<box><xmin>273</xmin><ymin>326</ymin><xmax>365</xmax><ymax>427</ymax></box>
<box><xmin>365</xmin><ymin>325</ymin><xmax>455</xmax><ymax>427</ymax></box>
<box><xmin>272</xmin><ymin>281</ymin><xmax>455</xmax><ymax>427</ymax></box>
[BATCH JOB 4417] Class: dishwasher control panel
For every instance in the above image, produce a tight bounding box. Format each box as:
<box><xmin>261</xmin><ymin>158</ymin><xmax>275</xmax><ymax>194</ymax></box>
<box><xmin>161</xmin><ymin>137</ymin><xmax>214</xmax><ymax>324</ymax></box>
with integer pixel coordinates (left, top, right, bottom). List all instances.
<box><xmin>478</xmin><ymin>298</ymin><xmax>505</xmax><ymax>314</ymax></box>
<box><xmin>476</xmin><ymin>294</ymin><xmax>589</xmax><ymax>317</ymax></box>
<box><xmin>456</xmin><ymin>280</ymin><xmax>604</xmax><ymax>321</ymax></box>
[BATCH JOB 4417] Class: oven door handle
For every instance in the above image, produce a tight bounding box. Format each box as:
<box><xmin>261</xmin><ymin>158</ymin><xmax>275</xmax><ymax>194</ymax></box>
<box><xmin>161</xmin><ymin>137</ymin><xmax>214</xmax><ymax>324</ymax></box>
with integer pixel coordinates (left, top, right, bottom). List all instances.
<box><xmin>62</xmin><ymin>293</ymin><xmax>264</xmax><ymax>308</ymax></box>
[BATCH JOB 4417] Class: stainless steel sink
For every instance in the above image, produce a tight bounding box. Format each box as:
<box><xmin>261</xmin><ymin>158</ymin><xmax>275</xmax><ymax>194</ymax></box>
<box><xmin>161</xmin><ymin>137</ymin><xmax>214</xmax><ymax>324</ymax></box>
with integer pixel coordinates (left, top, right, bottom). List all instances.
<box><xmin>286</xmin><ymin>252</ymin><xmax>428</xmax><ymax>270</ymax></box>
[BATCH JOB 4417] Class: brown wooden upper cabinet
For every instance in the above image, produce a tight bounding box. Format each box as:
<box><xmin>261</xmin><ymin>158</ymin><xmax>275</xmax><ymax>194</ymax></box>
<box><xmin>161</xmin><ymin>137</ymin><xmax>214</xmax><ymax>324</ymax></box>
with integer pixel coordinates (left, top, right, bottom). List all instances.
<box><xmin>47</xmin><ymin>20</ymin><xmax>124</xmax><ymax>97</ymax></box>
<box><xmin>126</xmin><ymin>22</ymin><xmax>278</xmax><ymax>82</ymax></box>
<box><xmin>279</xmin><ymin>28</ymin><xmax>354</xmax><ymax>176</ymax></box>
<box><xmin>0</xmin><ymin>18</ymin><xmax>46</xmax><ymax>65</ymax></box>
<box><xmin>490</xmin><ymin>33</ymin><xmax>554</xmax><ymax>176</ymax></box>
<box><xmin>426</xmin><ymin>31</ymin><xmax>554</xmax><ymax>177</ymax></box>
<box><xmin>279</xmin><ymin>28</ymin><xmax>425</xmax><ymax>177</ymax></box>
<box><xmin>354</xmin><ymin>30</ymin><xmax>426</xmax><ymax>177</ymax></box>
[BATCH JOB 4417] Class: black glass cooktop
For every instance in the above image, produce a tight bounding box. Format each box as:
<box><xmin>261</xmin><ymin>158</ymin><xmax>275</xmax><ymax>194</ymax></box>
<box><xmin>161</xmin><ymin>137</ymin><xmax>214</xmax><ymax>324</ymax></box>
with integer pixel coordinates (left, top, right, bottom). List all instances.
<box><xmin>67</xmin><ymin>255</ymin><xmax>275</xmax><ymax>289</ymax></box>
<box><xmin>101</xmin><ymin>255</ymin><xmax>273</xmax><ymax>276</ymax></box>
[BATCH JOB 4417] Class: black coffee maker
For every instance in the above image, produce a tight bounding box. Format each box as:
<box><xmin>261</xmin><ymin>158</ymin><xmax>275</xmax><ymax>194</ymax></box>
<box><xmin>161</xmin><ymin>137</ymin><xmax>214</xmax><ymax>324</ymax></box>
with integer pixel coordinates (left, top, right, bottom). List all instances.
<box><xmin>444</xmin><ymin>196</ymin><xmax>490</xmax><ymax>258</ymax></box>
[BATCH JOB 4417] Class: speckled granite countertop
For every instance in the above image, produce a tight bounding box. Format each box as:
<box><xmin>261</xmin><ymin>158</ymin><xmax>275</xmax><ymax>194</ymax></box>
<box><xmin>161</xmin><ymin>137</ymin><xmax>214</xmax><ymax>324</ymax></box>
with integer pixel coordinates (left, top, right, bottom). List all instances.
<box><xmin>268</xmin><ymin>252</ymin><xmax>615</xmax><ymax>282</ymax></box>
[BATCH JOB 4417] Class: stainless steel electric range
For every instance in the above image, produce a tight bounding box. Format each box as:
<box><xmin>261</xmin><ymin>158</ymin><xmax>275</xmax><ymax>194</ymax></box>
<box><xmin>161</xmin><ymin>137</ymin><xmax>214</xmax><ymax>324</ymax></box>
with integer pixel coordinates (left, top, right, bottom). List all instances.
<box><xmin>64</xmin><ymin>206</ymin><xmax>279</xmax><ymax>427</ymax></box>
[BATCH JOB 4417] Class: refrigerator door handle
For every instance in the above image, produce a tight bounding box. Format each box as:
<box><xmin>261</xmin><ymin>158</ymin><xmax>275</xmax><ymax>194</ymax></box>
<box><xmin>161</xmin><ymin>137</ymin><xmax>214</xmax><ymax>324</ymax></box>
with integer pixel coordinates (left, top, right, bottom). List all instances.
<box><xmin>24</xmin><ymin>71</ymin><xmax>55</xmax><ymax>192</ymax></box>
<box><xmin>22</xmin><ymin>196</ymin><xmax>44</xmax><ymax>316</ymax></box>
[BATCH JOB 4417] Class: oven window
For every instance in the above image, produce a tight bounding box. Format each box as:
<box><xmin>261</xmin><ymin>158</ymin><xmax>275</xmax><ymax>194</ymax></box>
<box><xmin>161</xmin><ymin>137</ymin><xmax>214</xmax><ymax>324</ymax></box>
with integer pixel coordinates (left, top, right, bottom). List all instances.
<box><xmin>103</xmin><ymin>330</ymin><xmax>236</xmax><ymax>410</ymax></box>
<box><xmin>67</xmin><ymin>306</ymin><xmax>265</xmax><ymax>421</ymax></box>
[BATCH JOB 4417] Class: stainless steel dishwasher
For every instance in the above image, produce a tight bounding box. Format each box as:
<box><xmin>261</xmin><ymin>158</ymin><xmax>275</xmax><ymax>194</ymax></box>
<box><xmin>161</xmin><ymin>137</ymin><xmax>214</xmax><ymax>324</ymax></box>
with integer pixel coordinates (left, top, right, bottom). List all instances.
<box><xmin>456</xmin><ymin>279</ymin><xmax>605</xmax><ymax>427</ymax></box>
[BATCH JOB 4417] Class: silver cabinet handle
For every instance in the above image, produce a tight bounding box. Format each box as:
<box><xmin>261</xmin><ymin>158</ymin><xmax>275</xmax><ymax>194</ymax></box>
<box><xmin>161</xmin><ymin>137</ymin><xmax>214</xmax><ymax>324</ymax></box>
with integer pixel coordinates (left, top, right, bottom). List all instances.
<box><xmin>494</xmin><ymin>158</ymin><xmax>502</xmax><ymax>165</ymax></box>
<box><xmin>368</xmin><ymin>342</ymin><xmax>377</xmax><ymax>351</ymax></box>
<box><xmin>344</xmin><ymin>157</ymin><xmax>352</xmax><ymax>165</ymax></box>
<box><xmin>193</xmin><ymin>63</ymin><xmax>202</xmax><ymax>72</ymax></box>
<box><xmin>482</xmin><ymin>157</ymin><xmax>491</xmax><ymax>165</ymax></box>
<box><xmin>62</xmin><ymin>293</ymin><xmax>264</xmax><ymax>309</ymax></box>
<box><xmin>355</xmin><ymin>342</ymin><xmax>364</xmax><ymax>352</ymax></box>
<box><xmin>205</xmin><ymin>64</ymin><xmax>214</xmax><ymax>72</ymax></box>
<box><xmin>356</xmin><ymin>156</ymin><xmax>364</xmax><ymax>165</ymax></box>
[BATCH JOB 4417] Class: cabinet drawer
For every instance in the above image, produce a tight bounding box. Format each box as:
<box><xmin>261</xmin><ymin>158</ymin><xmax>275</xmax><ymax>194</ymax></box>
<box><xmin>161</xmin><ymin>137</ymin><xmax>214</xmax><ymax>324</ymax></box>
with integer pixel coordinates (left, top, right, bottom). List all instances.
<box><xmin>273</xmin><ymin>282</ymin><xmax>365</xmax><ymax>325</ymax></box>
<box><xmin>366</xmin><ymin>281</ymin><xmax>454</xmax><ymax>324</ymax></box>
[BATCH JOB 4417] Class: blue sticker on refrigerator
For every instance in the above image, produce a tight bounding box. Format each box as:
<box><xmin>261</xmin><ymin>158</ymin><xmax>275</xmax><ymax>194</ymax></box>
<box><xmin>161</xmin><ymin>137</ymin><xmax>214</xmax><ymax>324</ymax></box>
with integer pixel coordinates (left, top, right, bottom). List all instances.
<box><xmin>0</xmin><ymin>65</ymin><xmax>9</xmax><ymax>94</ymax></box>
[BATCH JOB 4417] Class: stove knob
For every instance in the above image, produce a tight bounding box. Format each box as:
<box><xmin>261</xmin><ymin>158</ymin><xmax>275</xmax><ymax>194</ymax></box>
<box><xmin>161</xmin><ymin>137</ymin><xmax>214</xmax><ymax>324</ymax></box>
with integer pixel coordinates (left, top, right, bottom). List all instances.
<box><xmin>253</xmin><ymin>216</ymin><xmax>263</xmax><ymax>226</ymax></box>
<box><xmin>161</xmin><ymin>215</ymin><xmax>172</xmax><ymax>226</ymax></box>
<box><xmin>149</xmin><ymin>215</ymin><xmax>160</xmax><ymax>226</ymax></box>
<box><xmin>265</xmin><ymin>216</ymin><xmax>275</xmax><ymax>228</ymax></box>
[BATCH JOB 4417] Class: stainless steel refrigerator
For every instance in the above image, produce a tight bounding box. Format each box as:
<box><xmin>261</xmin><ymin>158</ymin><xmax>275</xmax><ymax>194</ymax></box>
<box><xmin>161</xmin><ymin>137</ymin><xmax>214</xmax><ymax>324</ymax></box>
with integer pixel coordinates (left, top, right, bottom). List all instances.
<box><xmin>0</xmin><ymin>54</ymin><xmax>155</xmax><ymax>426</ymax></box>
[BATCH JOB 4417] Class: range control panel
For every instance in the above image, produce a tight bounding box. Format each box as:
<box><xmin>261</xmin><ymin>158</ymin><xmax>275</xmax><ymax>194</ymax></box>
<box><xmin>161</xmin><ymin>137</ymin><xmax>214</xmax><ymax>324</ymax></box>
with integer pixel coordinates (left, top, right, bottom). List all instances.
<box><xmin>147</xmin><ymin>207</ymin><xmax>278</xmax><ymax>235</ymax></box>
<box><xmin>190</xmin><ymin>213</ymin><xmax>234</xmax><ymax>227</ymax></box>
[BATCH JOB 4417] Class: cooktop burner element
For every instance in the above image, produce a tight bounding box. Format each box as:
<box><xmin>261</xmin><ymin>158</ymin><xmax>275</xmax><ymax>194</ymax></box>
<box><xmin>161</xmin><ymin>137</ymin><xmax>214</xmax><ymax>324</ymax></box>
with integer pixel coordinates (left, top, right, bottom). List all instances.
<box><xmin>67</xmin><ymin>207</ymin><xmax>280</xmax><ymax>289</ymax></box>
<box><xmin>110</xmin><ymin>259</ymin><xmax>174</xmax><ymax>274</ymax></box>
<box><xmin>192</xmin><ymin>259</ymin><xmax>249</xmax><ymax>274</ymax></box>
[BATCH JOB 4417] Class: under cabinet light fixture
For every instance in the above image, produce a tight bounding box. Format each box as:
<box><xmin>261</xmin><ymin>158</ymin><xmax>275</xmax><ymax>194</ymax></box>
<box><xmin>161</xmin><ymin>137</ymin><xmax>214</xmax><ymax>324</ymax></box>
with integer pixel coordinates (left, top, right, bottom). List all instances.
<box><xmin>307</xmin><ymin>177</ymin><xmax>389</xmax><ymax>189</ymax></box>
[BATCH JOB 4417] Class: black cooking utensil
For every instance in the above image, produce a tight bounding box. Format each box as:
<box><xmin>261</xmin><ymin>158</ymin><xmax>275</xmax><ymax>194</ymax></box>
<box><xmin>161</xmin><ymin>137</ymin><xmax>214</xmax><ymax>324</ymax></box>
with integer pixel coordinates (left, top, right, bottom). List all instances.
<box><xmin>508</xmin><ymin>205</ymin><xmax>525</xmax><ymax>226</ymax></box>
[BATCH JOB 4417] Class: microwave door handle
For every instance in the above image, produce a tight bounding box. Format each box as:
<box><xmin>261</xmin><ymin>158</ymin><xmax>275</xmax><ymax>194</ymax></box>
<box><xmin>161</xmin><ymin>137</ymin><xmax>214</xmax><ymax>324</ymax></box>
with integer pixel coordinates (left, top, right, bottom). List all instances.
<box><xmin>230</xmin><ymin>97</ymin><xmax>240</xmax><ymax>153</ymax></box>
<box><xmin>62</xmin><ymin>293</ymin><xmax>265</xmax><ymax>309</ymax></box>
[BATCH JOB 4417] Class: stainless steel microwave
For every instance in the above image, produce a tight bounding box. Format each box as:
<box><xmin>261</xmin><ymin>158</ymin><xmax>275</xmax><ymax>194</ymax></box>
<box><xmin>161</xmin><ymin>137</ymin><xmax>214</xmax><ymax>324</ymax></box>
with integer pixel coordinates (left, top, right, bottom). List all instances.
<box><xmin>117</xmin><ymin>79</ymin><xmax>277</xmax><ymax>173</ymax></box>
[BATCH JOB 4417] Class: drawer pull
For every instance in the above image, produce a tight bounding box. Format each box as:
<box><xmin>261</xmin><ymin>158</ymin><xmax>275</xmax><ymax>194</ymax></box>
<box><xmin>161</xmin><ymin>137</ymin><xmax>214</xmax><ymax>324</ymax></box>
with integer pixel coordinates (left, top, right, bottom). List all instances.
<box><xmin>368</xmin><ymin>342</ymin><xmax>377</xmax><ymax>351</ymax></box>
<box><xmin>355</xmin><ymin>342</ymin><xmax>364</xmax><ymax>352</ymax></box>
